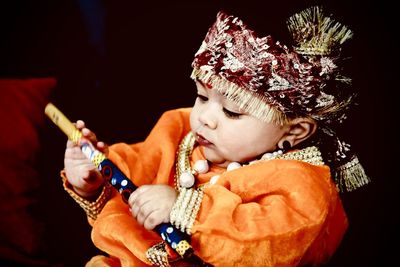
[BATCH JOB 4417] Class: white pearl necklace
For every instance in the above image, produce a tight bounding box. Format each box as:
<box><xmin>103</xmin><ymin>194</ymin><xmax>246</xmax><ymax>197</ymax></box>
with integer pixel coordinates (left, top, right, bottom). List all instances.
<box><xmin>176</xmin><ymin>132</ymin><xmax>325</xmax><ymax>190</ymax></box>
<box><xmin>178</xmin><ymin>142</ymin><xmax>283</xmax><ymax>188</ymax></box>
<box><xmin>178</xmin><ymin>160</ymin><xmax>209</xmax><ymax>188</ymax></box>
<box><xmin>193</xmin><ymin>150</ymin><xmax>282</xmax><ymax>186</ymax></box>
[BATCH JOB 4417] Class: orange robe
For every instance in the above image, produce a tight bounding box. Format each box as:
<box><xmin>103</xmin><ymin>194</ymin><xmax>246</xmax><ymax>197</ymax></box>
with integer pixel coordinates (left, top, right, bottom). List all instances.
<box><xmin>86</xmin><ymin>108</ymin><xmax>348</xmax><ymax>267</ymax></box>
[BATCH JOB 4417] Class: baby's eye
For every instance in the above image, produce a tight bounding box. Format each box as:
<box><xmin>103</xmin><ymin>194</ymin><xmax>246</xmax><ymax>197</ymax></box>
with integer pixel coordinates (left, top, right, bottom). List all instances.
<box><xmin>223</xmin><ymin>108</ymin><xmax>242</xmax><ymax>119</ymax></box>
<box><xmin>197</xmin><ymin>94</ymin><xmax>208</xmax><ymax>102</ymax></box>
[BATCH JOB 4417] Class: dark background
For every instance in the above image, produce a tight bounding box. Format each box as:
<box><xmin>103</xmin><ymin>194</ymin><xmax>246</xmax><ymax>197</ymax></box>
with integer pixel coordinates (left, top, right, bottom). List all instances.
<box><xmin>0</xmin><ymin>0</ymin><xmax>397</xmax><ymax>266</ymax></box>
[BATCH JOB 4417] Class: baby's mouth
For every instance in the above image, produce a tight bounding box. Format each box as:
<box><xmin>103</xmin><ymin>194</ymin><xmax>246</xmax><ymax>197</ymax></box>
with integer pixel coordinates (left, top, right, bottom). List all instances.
<box><xmin>196</xmin><ymin>133</ymin><xmax>213</xmax><ymax>146</ymax></box>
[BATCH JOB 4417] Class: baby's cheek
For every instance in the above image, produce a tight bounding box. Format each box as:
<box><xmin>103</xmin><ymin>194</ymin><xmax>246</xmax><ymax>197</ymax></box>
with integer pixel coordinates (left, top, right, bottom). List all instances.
<box><xmin>189</xmin><ymin>115</ymin><xmax>199</xmax><ymax>131</ymax></box>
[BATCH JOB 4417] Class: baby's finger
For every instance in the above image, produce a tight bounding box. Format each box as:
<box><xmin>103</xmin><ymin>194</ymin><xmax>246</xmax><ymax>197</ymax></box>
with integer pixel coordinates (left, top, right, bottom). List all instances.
<box><xmin>130</xmin><ymin>204</ymin><xmax>140</xmax><ymax>218</ymax></box>
<box><xmin>128</xmin><ymin>185</ymin><xmax>151</xmax><ymax>208</ymax></box>
<box><xmin>143</xmin><ymin>210</ymin><xmax>161</xmax><ymax>230</ymax></box>
<box><xmin>96</xmin><ymin>141</ymin><xmax>109</xmax><ymax>155</ymax></box>
<box><xmin>75</xmin><ymin>120</ymin><xmax>86</xmax><ymax>130</ymax></box>
<box><xmin>81</xmin><ymin>128</ymin><xmax>97</xmax><ymax>143</ymax></box>
<box><xmin>135</xmin><ymin>201</ymin><xmax>154</xmax><ymax>227</ymax></box>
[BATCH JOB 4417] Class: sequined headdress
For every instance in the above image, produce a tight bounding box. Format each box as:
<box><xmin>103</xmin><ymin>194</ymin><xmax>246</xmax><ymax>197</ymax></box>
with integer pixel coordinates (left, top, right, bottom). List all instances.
<box><xmin>191</xmin><ymin>6</ymin><xmax>370</xmax><ymax>192</ymax></box>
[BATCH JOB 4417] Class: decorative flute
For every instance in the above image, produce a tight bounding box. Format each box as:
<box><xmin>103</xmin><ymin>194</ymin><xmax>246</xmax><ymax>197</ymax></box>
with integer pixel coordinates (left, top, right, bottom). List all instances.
<box><xmin>44</xmin><ymin>102</ymin><xmax>200</xmax><ymax>261</ymax></box>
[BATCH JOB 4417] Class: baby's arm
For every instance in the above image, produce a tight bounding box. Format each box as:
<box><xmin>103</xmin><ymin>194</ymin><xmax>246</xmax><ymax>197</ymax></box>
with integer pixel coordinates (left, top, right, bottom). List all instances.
<box><xmin>183</xmin><ymin>161</ymin><xmax>342</xmax><ymax>266</ymax></box>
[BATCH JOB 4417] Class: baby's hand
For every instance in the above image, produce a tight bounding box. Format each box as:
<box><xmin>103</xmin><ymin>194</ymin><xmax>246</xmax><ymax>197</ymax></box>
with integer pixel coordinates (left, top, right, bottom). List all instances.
<box><xmin>128</xmin><ymin>185</ymin><xmax>177</xmax><ymax>230</ymax></box>
<box><xmin>64</xmin><ymin>120</ymin><xmax>108</xmax><ymax>199</ymax></box>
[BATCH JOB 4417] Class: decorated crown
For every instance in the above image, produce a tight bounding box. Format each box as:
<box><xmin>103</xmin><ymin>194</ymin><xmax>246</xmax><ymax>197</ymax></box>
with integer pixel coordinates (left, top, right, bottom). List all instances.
<box><xmin>191</xmin><ymin>7</ymin><xmax>354</xmax><ymax>125</ymax></box>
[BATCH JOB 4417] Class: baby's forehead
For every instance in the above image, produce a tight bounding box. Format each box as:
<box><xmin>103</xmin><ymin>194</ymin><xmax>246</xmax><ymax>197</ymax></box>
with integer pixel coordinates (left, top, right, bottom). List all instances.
<box><xmin>196</xmin><ymin>81</ymin><xmax>247</xmax><ymax>110</ymax></box>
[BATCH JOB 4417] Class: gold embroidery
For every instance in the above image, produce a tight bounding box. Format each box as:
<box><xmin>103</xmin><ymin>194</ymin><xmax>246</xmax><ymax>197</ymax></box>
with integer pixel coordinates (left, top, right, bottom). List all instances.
<box><xmin>61</xmin><ymin>171</ymin><xmax>112</xmax><ymax>220</ymax></box>
<box><xmin>146</xmin><ymin>242</ymin><xmax>169</xmax><ymax>267</ymax></box>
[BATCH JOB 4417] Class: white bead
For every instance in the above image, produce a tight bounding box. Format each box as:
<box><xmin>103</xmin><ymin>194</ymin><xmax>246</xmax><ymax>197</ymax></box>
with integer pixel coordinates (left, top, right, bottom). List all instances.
<box><xmin>227</xmin><ymin>162</ymin><xmax>242</xmax><ymax>171</ymax></box>
<box><xmin>261</xmin><ymin>153</ymin><xmax>274</xmax><ymax>160</ymax></box>
<box><xmin>179</xmin><ymin>172</ymin><xmax>195</xmax><ymax>188</ymax></box>
<box><xmin>193</xmin><ymin>160</ymin><xmax>209</xmax><ymax>174</ymax></box>
<box><xmin>209</xmin><ymin>175</ymin><xmax>220</xmax><ymax>185</ymax></box>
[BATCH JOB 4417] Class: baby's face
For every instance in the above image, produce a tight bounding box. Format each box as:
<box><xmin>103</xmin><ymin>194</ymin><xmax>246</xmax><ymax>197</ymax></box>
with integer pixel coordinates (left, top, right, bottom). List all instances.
<box><xmin>190</xmin><ymin>80</ymin><xmax>286</xmax><ymax>167</ymax></box>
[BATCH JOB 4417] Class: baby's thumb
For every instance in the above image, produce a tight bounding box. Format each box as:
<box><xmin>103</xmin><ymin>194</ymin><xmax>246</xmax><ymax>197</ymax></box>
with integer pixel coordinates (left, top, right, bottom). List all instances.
<box><xmin>82</xmin><ymin>168</ymin><xmax>104</xmax><ymax>184</ymax></box>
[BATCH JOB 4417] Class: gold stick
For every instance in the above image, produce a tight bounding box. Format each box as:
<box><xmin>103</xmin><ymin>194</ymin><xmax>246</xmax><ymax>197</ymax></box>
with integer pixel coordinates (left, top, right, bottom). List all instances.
<box><xmin>44</xmin><ymin>102</ymin><xmax>82</xmax><ymax>143</ymax></box>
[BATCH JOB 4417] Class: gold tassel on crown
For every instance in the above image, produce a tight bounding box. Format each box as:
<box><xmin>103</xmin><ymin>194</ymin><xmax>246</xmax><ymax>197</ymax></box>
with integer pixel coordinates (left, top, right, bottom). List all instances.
<box><xmin>287</xmin><ymin>6</ymin><xmax>353</xmax><ymax>56</ymax></box>
<box><xmin>334</xmin><ymin>156</ymin><xmax>370</xmax><ymax>192</ymax></box>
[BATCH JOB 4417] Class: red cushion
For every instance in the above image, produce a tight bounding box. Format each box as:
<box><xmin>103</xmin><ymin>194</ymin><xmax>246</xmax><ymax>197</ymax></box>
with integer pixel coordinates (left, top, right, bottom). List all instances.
<box><xmin>0</xmin><ymin>78</ymin><xmax>56</xmax><ymax>264</ymax></box>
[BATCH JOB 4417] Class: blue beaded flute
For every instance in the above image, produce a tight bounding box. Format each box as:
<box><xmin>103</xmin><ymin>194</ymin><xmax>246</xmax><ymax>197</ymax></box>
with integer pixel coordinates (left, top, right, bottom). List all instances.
<box><xmin>44</xmin><ymin>102</ymin><xmax>197</xmax><ymax>261</ymax></box>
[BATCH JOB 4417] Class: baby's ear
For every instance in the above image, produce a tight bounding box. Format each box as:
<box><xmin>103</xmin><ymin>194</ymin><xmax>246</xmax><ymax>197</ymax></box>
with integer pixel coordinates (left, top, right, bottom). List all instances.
<box><xmin>279</xmin><ymin>118</ymin><xmax>317</xmax><ymax>148</ymax></box>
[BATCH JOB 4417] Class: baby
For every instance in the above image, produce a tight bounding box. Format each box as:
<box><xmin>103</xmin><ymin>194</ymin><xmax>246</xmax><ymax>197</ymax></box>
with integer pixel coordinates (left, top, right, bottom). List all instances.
<box><xmin>62</xmin><ymin>6</ymin><xmax>369</xmax><ymax>266</ymax></box>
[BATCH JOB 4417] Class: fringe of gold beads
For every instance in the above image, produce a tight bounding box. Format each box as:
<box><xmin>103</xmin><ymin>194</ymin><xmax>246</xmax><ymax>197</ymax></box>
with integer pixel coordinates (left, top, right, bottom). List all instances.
<box><xmin>146</xmin><ymin>242</ymin><xmax>170</xmax><ymax>267</ymax></box>
<box><xmin>61</xmin><ymin>171</ymin><xmax>113</xmax><ymax>220</ymax></box>
<box><xmin>172</xmin><ymin>132</ymin><xmax>205</xmax><ymax>234</ymax></box>
<box><xmin>334</xmin><ymin>156</ymin><xmax>370</xmax><ymax>192</ymax></box>
<box><xmin>170</xmin><ymin>187</ymin><xmax>204</xmax><ymax>235</ymax></box>
<box><xmin>175</xmin><ymin>132</ymin><xmax>196</xmax><ymax>190</ymax></box>
<box><xmin>258</xmin><ymin>146</ymin><xmax>325</xmax><ymax>166</ymax></box>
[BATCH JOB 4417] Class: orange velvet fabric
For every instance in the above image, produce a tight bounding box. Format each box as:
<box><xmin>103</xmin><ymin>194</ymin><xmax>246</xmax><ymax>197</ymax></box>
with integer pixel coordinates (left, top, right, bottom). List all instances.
<box><xmin>86</xmin><ymin>108</ymin><xmax>348</xmax><ymax>267</ymax></box>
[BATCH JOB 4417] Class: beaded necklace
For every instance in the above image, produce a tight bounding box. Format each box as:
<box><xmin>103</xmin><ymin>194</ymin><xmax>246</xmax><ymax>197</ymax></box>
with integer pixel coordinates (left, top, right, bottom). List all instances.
<box><xmin>175</xmin><ymin>132</ymin><xmax>325</xmax><ymax>190</ymax></box>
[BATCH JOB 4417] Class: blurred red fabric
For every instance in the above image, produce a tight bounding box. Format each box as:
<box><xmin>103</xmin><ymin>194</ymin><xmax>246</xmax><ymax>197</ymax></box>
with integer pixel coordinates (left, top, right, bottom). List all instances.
<box><xmin>0</xmin><ymin>78</ymin><xmax>56</xmax><ymax>266</ymax></box>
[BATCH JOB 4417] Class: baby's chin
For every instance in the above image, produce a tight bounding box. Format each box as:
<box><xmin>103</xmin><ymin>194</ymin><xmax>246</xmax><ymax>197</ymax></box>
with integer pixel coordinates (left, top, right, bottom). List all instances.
<box><xmin>202</xmin><ymin>149</ymin><xmax>229</xmax><ymax>167</ymax></box>
<box><xmin>203</xmin><ymin>150</ymin><xmax>246</xmax><ymax>168</ymax></box>
<box><xmin>201</xmin><ymin>145</ymin><xmax>260</xmax><ymax>167</ymax></box>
